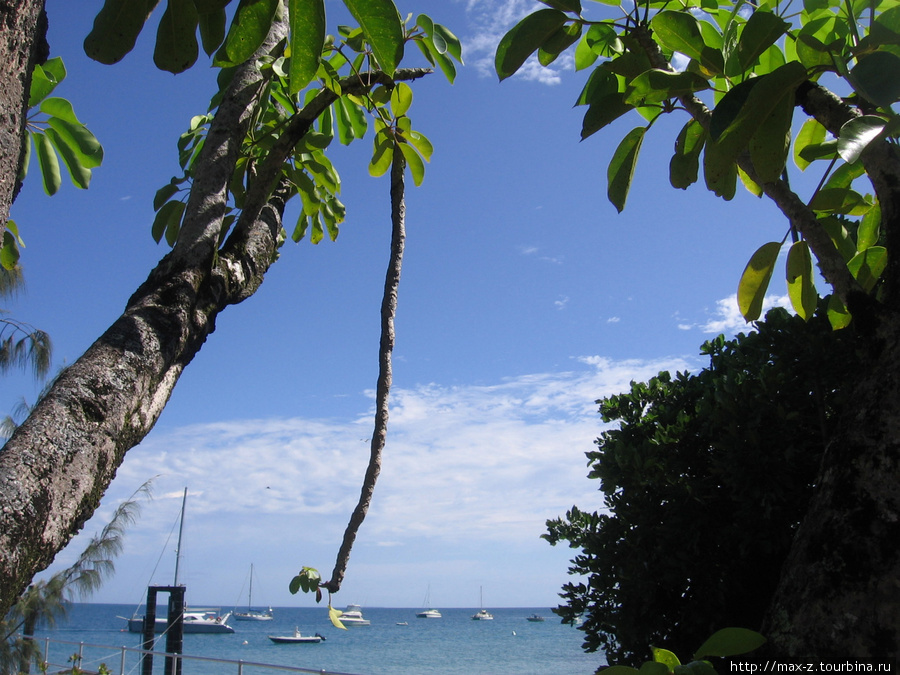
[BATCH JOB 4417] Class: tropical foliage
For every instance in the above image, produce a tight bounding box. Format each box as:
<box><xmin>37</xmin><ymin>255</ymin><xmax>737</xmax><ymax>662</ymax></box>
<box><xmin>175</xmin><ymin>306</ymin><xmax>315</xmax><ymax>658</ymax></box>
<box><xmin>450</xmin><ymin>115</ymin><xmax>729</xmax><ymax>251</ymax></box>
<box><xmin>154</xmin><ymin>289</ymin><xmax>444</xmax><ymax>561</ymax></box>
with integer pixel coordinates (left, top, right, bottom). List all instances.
<box><xmin>544</xmin><ymin>308</ymin><xmax>859</xmax><ymax>664</ymax></box>
<box><xmin>496</xmin><ymin>0</ymin><xmax>899</xmax><ymax>328</ymax></box>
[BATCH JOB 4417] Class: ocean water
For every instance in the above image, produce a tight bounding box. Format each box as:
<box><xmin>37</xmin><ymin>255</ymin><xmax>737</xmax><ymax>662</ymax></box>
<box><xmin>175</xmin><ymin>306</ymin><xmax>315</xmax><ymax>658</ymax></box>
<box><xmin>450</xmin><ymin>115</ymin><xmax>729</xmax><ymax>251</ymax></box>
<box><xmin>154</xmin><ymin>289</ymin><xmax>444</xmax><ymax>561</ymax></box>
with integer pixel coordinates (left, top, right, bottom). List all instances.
<box><xmin>29</xmin><ymin>604</ymin><xmax>604</xmax><ymax>675</ymax></box>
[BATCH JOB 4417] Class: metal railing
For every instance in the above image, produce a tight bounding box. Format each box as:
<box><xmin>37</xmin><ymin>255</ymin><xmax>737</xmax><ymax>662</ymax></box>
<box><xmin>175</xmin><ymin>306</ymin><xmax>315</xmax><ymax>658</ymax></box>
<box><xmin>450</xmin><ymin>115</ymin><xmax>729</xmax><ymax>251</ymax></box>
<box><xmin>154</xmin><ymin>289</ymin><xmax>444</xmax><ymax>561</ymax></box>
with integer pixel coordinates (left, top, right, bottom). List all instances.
<box><xmin>24</xmin><ymin>636</ymin><xmax>364</xmax><ymax>675</ymax></box>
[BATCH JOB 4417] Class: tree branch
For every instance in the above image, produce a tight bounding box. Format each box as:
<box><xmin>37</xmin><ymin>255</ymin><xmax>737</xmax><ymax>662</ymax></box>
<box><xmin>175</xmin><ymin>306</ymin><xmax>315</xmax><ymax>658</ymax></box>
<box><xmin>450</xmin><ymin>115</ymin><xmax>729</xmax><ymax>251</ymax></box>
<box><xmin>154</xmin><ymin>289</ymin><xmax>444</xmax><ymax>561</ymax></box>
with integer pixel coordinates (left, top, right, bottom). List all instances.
<box><xmin>324</xmin><ymin>143</ymin><xmax>406</xmax><ymax>594</ymax></box>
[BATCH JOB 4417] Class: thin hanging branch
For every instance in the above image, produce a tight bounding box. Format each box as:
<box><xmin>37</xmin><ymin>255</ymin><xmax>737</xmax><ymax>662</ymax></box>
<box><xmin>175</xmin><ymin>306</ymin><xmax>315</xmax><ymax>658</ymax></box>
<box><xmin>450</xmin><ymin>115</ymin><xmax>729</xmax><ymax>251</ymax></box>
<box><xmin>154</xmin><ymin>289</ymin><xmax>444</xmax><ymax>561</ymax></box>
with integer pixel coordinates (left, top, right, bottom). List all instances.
<box><xmin>324</xmin><ymin>144</ymin><xmax>406</xmax><ymax>594</ymax></box>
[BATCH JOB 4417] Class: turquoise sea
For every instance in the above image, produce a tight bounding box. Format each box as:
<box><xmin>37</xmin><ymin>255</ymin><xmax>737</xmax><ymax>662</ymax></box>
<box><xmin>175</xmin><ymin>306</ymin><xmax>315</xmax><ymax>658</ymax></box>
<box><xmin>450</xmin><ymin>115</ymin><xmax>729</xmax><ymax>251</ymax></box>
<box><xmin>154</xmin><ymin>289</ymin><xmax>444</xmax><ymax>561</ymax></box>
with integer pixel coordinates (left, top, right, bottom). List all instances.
<box><xmin>29</xmin><ymin>604</ymin><xmax>604</xmax><ymax>675</ymax></box>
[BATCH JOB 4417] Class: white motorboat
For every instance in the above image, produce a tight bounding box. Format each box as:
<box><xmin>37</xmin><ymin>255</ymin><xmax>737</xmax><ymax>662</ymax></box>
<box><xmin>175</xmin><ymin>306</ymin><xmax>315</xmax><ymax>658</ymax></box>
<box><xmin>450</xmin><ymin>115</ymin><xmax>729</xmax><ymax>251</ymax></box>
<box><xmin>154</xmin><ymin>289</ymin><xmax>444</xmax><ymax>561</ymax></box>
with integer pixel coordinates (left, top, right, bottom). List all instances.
<box><xmin>337</xmin><ymin>604</ymin><xmax>371</xmax><ymax>626</ymax></box>
<box><xmin>233</xmin><ymin>564</ymin><xmax>273</xmax><ymax>621</ymax></box>
<box><xmin>268</xmin><ymin>628</ymin><xmax>325</xmax><ymax>644</ymax></box>
<box><xmin>471</xmin><ymin>587</ymin><xmax>493</xmax><ymax>620</ymax></box>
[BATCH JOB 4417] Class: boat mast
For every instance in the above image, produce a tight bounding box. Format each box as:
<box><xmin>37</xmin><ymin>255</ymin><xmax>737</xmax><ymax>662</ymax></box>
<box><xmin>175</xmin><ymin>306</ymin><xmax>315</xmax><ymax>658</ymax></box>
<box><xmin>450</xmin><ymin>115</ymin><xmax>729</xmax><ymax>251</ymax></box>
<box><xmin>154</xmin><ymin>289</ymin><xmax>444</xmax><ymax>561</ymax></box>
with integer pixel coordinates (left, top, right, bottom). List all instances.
<box><xmin>248</xmin><ymin>564</ymin><xmax>254</xmax><ymax>610</ymax></box>
<box><xmin>173</xmin><ymin>488</ymin><xmax>188</xmax><ymax>586</ymax></box>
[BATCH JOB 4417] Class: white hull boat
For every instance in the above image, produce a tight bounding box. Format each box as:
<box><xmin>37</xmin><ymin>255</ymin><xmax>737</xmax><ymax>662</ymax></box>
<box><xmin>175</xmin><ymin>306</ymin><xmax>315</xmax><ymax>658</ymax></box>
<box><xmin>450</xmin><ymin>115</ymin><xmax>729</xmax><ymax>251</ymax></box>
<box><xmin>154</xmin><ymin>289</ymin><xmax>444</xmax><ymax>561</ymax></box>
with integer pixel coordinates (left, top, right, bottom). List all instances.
<box><xmin>337</xmin><ymin>605</ymin><xmax>370</xmax><ymax>626</ymax></box>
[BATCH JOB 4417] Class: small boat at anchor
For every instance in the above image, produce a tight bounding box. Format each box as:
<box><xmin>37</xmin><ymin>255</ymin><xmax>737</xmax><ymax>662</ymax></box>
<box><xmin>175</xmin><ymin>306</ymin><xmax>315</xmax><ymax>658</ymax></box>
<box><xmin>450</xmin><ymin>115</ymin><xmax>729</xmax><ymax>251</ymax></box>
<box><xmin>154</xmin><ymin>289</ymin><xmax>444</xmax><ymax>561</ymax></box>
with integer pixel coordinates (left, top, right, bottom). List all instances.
<box><xmin>233</xmin><ymin>564</ymin><xmax>273</xmax><ymax>621</ymax></box>
<box><xmin>268</xmin><ymin>628</ymin><xmax>325</xmax><ymax>644</ymax></box>
<box><xmin>526</xmin><ymin>614</ymin><xmax>546</xmax><ymax>622</ymax></box>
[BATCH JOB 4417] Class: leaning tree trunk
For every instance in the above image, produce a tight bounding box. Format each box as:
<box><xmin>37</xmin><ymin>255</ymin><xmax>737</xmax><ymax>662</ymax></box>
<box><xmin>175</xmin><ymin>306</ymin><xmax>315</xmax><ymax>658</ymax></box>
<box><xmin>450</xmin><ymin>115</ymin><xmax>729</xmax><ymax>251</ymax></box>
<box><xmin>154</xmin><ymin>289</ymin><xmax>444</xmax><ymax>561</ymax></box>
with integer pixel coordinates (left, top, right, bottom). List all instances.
<box><xmin>0</xmin><ymin>14</ymin><xmax>292</xmax><ymax>614</ymax></box>
<box><xmin>0</xmin><ymin>0</ymin><xmax>47</xmax><ymax>232</ymax></box>
<box><xmin>0</xmin><ymin>3</ymin><xmax>430</xmax><ymax>614</ymax></box>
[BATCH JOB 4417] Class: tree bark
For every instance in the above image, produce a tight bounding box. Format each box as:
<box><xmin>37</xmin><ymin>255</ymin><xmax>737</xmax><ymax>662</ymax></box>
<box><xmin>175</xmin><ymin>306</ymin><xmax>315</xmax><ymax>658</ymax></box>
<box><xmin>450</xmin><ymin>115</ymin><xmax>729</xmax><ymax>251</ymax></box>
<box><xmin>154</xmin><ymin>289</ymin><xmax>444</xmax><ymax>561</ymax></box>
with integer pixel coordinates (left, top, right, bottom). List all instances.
<box><xmin>0</xmin><ymin>14</ymin><xmax>290</xmax><ymax>616</ymax></box>
<box><xmin>0</xmin><ymin>0</ymin><xmax>47</xmax><ymax>232</ymax></box>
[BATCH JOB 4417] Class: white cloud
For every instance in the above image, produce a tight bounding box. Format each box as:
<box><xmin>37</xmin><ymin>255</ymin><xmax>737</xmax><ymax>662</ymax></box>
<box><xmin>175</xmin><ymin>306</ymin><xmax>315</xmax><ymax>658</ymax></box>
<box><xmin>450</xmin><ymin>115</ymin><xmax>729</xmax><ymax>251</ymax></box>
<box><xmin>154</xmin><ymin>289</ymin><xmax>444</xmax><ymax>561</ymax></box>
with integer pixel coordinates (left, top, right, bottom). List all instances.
<box><xmin>462</xmin><ymin>0</ymin><xmax>572</xmax><ymax>84</ymax></box>
<box><xmin>554</xmin><ymin>295</ymin><xmax>569</xmax><ymax>310</ymax></box>
<box><xmin>681</xmin><ymin>293</ymin><xmax>793</xmax><ymax>336</ymax></box>
<box><xmin>44</xmin><ymin>354</ymin><xmax>695</xmax><ymax>608</ymax></box>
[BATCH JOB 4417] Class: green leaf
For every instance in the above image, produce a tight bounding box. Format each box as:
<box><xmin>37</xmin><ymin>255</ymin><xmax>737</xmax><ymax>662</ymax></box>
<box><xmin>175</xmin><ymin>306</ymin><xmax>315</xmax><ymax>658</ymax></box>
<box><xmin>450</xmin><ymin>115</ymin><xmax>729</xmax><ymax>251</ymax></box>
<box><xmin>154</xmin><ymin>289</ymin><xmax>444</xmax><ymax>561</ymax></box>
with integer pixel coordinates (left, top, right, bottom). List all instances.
<box><xmin>154</xmin><ymin>0</ymin><xmax>200</xmax><ymax>73</ymax></box>
<box><xmin>670</xmin><ymin>119</ymin><xmax>706</xmax><ymax>189</ymax></box>
<box><xmin>703</xmin><ymin>135</ymin><xmax>737</xmax><ymax>200</ymax></box>
<box><xmin>748</xmin><ymin>89</ymin><xmax>793</xmax><ymax>183</ymax></box>
<box><xmin>652</xmin><ymin>647</ymin><xmax>681</xmax><ymax>669</ymax></box>
<box><xmin>45</xmin><ymin>117</ymin><xmax>104</xmax><ymax>169</ymax></box>
<box><xmin>827</xmin><ymin>293</ymin><xmax>852</xmax><ymax>329</ymax></box>
<box><xmin>391</xmin><ymin>82</ymin><xmax>413</xmax><ymax>116</ymax></box>
<box><xmin>857</xmin><ymin>203</ymin><xmax>881</xmax><ymax>252</ymax></box>
<box><xmin>650</xmin><ymin>10</ymin><xmax>724</xmax><ymax>75</ymax></box>
<box><xmin>151</xmin><ymin>200</ymin><xmax>187</xmax><ymax>245</ymax></box>
<box><xmin>1</xmin><ymin>229</ymin><xmax>21</xmax><ymax>271</ymax></box>
<box><xmin>154</xmin><ymin>181</ymin><xmax>182</xmax><ymax>211</ymax></box>
<box><xmin>786</xmin><ymin>240</ymin><xmax>817</xmax><ymax>320</ymax></box>
<box><xmin>342</xmin><ymin>0</ymin><xmax>404</xmax><ymax>76</ymax></box>
<box><xmin>84</xmin><ymin>0</ymin><xmax>160</xmax><ymax>65</ymax></box>
<box><xmin>714</xmin><ymin>62</ymin><xmax>808</xmax><ymax>163</ymax></box>
<box><xmin>369</xmin><ymin>131</ymin><xmax>394</xmax><ymax>177</ymax></box>
<box><xmin>693</xmin><ymin>628</ymin><xmax>767</xmax><ymax>659</ymax></box>
<box><xmin>738</xmin><ymin>242</ymin><xmax>781</xmax><ymax>321</ymax></box>
<box><xmin>848</xmin><ymin>246</ymin><xmax>887</xmax><ymax>292</ymax></box>
<box><xmin>624</xmin><ymin>69</ymin><xmax>710</xmax><ymax>105</ymax></box>
<box><xmin>849</xmin><ymin>51</ymin><xmax>900</xmax><ymax>108</ymax></box>
<box><xmin>837</xmin><ymin>116</ymin><xmax>887</xmax><ymax>164</ymax></box>
<box><xmin>732</xmin><ymin>10</ymin><xmax>789</xmax><ymax>74</ymax></box>
<box><xmin>607</xmin><ymin>126</ymin><xmax>646</xmax><ymax>213</ymax></box>
<box><xmin>289</xmin><ymin>575</ymin><xmax>303</xmax><ymax>594</ymax></box>
<box><xmin>404</xmin><ymin>130</ymin><xmax>433</xmax><ymax>161</ymax></box>
<box><xmin>197</xmin><ymin>5</ymin><xmax>227</xmax><ymax>55</ymax></box>
<box><xmin>288</xmin><ymin>0</ymin><xmax>326</xmax><ymax>93</ymax></box>
<box><xmin>495</xmin><ymin>9</ymin><xmax>568</xmax><ymax>81</ymax></box>
<box><xmin>28</xmin><ymin>58</ymin><xmax>66</xmax><ymax>108</ymax></box>
<box><xmin>538</xmin><ymin>22</ymin><xmax>582</xmax><ymax>66</ymax></box>
<box><xmin>33</xmin><ymin>131</ymin><xmax>61</xmax><ymax>196</ymax></box>
<box><xmin>793</xmin><ymin>118</ymin><xmax>826</xmax><ymax>170</ymax></box>
<box><xmin>44</xmin><ymin>128</ymin><xmax>92</xmax><ymax>189</ymax></box>
<box><xmin>215</xmin><ymin>0</ymin><xmax>279</xmax><ymax>66</ymax></box>
<box><xmin>399</xmin><ymin>142</ymin><xmax>425</xmax><ymax>186</ymax></box>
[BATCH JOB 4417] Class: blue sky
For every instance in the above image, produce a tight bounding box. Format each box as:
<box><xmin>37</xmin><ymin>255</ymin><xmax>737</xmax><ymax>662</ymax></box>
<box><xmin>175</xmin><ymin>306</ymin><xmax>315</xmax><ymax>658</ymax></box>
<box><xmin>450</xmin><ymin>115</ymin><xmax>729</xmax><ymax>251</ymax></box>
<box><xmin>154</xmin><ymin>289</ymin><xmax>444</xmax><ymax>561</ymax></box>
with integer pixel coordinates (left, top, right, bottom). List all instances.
<box><xmin>4</xmin><ymin>0</ymin><xmax>796</xmax><ymax>610</ymax></box>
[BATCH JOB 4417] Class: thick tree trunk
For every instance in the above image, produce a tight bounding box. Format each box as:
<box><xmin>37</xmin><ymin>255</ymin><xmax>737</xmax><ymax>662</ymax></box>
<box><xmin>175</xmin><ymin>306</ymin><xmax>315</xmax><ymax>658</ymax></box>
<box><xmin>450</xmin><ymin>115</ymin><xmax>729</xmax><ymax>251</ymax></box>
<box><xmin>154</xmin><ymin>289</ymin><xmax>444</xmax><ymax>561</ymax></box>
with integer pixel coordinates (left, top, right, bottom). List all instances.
<box><xmin>0</xmin><ymin>14</ymin><xmax>290</xmax><ymax>615</ymax></box>
<box><xmin>762</xmin><ymin>316</ymin><xmax>900</xmax><ymax>665</ymax></box>
<box><xmin>0</xmin><ymin>0</ymin><xmax>47</xmax><ymax>230</ymax></box>
<box><xmin>759</xmin><ymin>85</ymin><xmax>900</xmax><ymax>666</ymax></box>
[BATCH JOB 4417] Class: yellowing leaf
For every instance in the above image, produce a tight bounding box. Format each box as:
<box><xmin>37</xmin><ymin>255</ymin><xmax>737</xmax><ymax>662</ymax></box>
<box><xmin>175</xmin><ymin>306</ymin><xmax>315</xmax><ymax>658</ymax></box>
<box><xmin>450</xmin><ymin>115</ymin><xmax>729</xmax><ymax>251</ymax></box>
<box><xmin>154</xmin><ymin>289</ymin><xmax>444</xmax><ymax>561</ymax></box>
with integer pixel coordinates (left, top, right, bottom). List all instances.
<box><xmin>738</xmin><ymin>241</ymin><xmax>782</xmax><ymax>321</ymax></box>
<box><xmin>329</xmin><ymin>604</ymin><xmax>347</xmax><ymax>630</ymax></box>
<box><xmin>786</xmin><ymin>241</ymin><xmax>817</xmax><ymax>321</ymax></box>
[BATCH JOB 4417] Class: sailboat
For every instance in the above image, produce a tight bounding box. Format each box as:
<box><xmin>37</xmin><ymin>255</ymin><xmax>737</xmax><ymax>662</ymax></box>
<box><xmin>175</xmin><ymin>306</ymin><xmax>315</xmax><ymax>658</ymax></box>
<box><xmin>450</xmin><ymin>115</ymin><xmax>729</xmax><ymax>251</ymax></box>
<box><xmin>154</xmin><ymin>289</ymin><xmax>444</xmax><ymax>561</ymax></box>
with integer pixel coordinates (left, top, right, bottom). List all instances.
<box><xmin>471</xmin><ymin>586</ymin><xmax>493</xmax><ymax>620</ymax></box>
<box><xmin>233</xmin><ymin>564</ymin><xmax>273</xmax><ymax>621</ymax></box>
<box><xmin>123</xmin><ymin>488</ymin><xmax>234</xmax><ymax>634</ymax></box>
<box><xmin>415</xmin><ymin>585</ymin><xmax>442</xmax><ymax>618</ymax></box>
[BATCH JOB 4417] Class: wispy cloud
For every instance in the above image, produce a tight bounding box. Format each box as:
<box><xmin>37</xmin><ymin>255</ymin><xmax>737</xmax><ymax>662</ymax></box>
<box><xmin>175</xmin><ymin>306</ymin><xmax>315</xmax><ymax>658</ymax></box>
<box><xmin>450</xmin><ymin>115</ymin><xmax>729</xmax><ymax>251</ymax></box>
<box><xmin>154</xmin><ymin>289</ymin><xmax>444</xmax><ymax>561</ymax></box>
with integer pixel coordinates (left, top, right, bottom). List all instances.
<box><xmin>46</xmin><ymin>354</ymin><xmax>695</xmax><ymax>607</ymax></box>
<box><xmin>462</xmin><ymin>0</ymin><xmax>572</xmax><ymax>84</ymax></box>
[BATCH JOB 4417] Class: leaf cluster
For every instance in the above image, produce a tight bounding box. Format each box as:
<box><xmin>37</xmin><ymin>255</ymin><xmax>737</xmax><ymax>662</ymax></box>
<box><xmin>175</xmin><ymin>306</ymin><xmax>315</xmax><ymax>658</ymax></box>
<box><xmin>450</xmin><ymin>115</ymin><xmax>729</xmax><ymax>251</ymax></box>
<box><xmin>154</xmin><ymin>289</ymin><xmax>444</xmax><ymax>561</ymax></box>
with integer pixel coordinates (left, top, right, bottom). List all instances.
<box><xmin>145</xmin><ymin>7</ymin><xmax>459</xmax><ymax>247</ymax></box>
<box><xmin>544</xmin><ymin>307</ymin><xmax>859</xmax><ymax>664</ymax></box>
<box><xmin>496</xmin><ymin>0</ymin><xmax>900</xmax><ymax>328</ymax></box>
<box><xmin>2</xmin><ymin>57</ymin><xmax>105</xmax><ymax>271</ymax></box>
